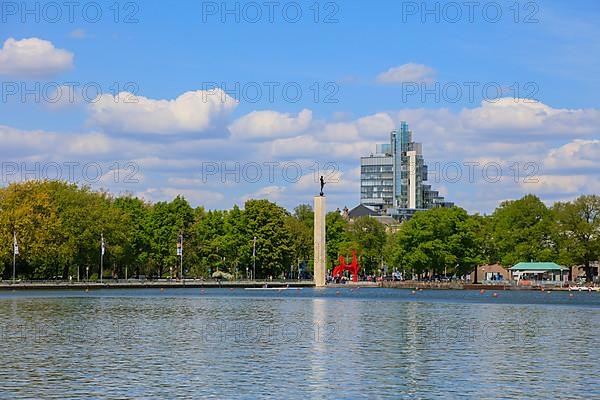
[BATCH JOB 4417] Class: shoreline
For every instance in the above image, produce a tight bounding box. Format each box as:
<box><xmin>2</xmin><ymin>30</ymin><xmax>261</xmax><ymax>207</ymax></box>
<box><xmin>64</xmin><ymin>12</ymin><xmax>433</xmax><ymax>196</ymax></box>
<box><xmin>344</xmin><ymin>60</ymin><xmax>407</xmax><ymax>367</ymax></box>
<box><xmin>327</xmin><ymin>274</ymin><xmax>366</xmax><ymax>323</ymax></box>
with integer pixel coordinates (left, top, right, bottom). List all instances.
<box><xmin>0</xmin><ymin>280</ymin><xmax>587</xmax><ymax>291</ymax></box>
<box><xmin>0</xmin><ymin>280</ymin><xmax>314</xmax><ymax>291</ymax></box>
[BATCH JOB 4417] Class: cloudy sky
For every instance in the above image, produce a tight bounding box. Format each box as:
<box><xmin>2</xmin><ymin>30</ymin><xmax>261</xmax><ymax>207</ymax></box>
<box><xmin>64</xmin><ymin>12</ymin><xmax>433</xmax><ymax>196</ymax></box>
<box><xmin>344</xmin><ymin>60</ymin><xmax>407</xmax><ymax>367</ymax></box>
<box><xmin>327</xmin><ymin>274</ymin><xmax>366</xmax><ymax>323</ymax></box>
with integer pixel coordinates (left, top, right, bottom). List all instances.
<box><xmin>1</xmin><ymin>0</ymin><xmax>599</xmax><ymax>214</ymax></box>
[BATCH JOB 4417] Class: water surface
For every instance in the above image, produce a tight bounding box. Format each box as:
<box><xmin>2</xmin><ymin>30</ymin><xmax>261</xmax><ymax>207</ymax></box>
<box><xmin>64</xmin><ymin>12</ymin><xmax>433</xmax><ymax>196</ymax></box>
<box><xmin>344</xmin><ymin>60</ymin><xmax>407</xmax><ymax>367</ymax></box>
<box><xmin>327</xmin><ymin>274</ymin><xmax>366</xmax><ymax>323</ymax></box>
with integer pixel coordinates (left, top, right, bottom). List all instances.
<box><xmin>1</xmin><ymin>288</ymin><xmax>598</xmax><ymax>399</ymax></box>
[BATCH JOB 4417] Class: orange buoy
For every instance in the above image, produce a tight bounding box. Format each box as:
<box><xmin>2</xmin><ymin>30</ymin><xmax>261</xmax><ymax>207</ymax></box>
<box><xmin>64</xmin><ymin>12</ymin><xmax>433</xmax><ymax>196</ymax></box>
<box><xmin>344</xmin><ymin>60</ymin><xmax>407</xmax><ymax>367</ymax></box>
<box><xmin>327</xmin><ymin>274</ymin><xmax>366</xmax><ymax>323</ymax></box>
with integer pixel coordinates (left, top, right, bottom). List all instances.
<box><xmin>480</xmin><ymin>289</ymin><xmax>485</xmax><ymax>294</ymax></box>
<box><xmin>492</xmin><ymin>292</ymin><xmax>498</xmax><ymax>297</ymax></box>
<box><xmin>335</xmin><ymin>291</ymin><xmax>341</xmax><ymax>295</ymax></box>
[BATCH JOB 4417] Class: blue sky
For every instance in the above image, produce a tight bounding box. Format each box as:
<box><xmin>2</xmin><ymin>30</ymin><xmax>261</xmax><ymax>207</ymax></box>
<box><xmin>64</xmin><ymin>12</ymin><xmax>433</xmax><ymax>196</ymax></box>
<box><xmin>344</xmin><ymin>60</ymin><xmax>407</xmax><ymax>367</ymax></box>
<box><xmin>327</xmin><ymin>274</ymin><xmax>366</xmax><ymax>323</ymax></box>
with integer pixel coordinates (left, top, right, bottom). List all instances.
<box><xmin>1</xmin><ymin>0</ymin><xmax>599</xmax><ymax>213</ymax></box>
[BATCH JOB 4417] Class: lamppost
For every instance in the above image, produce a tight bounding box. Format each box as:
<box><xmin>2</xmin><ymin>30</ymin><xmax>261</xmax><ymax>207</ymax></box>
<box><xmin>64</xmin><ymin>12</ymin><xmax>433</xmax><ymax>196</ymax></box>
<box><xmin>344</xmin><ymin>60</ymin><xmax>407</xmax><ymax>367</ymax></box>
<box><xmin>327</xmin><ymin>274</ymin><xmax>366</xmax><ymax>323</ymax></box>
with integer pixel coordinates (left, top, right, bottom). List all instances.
<box><xmin>177</xmin><ymin>233</ymin><xmax>183</xmax><ymax>281</ymax></box>
<box><xmin>253</xmin><ymin>236</ymin><xmax>257</xmax><ymax>281</ymax></box>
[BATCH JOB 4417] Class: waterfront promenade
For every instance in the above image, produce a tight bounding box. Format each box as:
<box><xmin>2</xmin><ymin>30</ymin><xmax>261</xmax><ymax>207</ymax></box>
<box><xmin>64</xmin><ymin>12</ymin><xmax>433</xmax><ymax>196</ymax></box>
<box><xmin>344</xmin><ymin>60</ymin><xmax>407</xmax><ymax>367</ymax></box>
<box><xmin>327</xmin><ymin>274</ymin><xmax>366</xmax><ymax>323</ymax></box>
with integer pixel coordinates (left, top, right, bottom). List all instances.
<box><xmin>0</xmin><ymin>279</ymin><xmax>315</xmax><ymax>291</ymax></box>
<box><xmin>0</xmin><ymin>279</ymin><xmax>586</xmax><ymax>291</ymax></box>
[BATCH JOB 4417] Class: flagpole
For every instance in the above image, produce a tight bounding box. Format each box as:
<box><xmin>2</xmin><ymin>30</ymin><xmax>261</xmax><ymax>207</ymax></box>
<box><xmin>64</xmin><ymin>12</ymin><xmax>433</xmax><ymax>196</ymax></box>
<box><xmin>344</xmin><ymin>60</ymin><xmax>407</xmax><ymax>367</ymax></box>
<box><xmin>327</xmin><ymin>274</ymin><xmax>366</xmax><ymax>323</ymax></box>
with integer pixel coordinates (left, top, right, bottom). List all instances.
<box><xmin>12</xmin><ymin>231</ymin><xmax>16</xmax><ymax>284</ymax></box>
<box><xmin>253</xmin><ymin>236</ymin><xmax>257</xmax><ymax>281</ymax></box>
<box><xmin>180</xmin><ymin>234</ymin><xmax>183</xmax><ymax>282</ymax></box>
<box><xmin>100</xmin><ymin>233</ymin><xmax>104</xmax><ymax>284</ymax></box>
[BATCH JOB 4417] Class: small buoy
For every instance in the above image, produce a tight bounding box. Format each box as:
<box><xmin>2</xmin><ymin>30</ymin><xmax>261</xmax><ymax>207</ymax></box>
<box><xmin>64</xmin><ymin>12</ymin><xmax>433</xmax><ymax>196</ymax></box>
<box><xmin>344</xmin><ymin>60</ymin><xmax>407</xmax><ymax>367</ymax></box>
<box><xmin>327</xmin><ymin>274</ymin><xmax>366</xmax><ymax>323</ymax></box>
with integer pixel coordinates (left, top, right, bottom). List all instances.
<box><xmin>492</xmin><ymin>293</ymin><xmax>498</xmax><ymax>297</ymax></box>
<box><xmin>411</xmin><ymin>290</ymin><xmax>416</xmax><ymax>295</ymax></box>
<box><xmin>569</xmin><ymin>293</ymin><xmax>574</xmax><ymax>298</ymax></box>
<box><xmin>160</xmin><ymin>288</ymin><xmax>164</xmax><ymax>292</ymax></box>
<box><xmin>229</xmin><ymin>288</ymin><xmax>234</xmax><ymax>291</ymax></box>
<box><xmin>418</xmin><ymin>288</ymin><xmax>423</xmax><ymax>292</ymax></box>
<box><xmin>85</xmin><ymin>288</ymin><xmax>89</xmax><ymax>293</ymax></box>
<box><xmin>541</xmin><ymin>288</ymin><xmax>545</xmax><ymax>292</ymax></box>
<box><xmin>335</xmin><ymin>291</ymin><xmax>341</xmax><ymax>295</ymax></box>
<box><xmin>480</xmin><ymin>289</ymin><xmax>485</xmax><ymax>294</ymax></box>
<box><xmin>200</xmin><ymin>289</ymin><xmax>205</xmax><ymax>293</ymax></box>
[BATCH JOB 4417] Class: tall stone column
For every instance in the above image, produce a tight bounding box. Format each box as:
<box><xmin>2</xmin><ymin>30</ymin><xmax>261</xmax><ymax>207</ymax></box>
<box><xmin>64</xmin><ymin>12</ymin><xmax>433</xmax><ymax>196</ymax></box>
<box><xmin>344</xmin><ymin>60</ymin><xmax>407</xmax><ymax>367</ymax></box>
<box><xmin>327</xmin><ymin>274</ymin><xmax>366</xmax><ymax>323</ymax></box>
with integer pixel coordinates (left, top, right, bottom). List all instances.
<box><xmin>314</xmin><ymin>196</ymin><xmax>326</xmax><ymax>287</ymax></box>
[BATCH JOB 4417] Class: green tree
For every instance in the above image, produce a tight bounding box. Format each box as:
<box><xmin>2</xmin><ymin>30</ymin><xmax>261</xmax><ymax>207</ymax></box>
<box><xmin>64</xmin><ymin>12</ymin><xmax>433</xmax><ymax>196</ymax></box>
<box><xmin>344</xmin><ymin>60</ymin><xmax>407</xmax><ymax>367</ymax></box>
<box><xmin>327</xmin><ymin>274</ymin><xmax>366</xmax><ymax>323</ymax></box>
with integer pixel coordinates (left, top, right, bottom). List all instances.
<box><xmin>286</xmin><ymin>204</ymin><xmax>313</xmax><ymax>273</ymax></box>
<box><xmin>147</xmin><ymin>196</ymin><xmax>194</xmax><ymax>278</ymax></box>
<box><xmin>244</xmin><ymin>199</ymin><xmax>293</xmax><ymax>279</ymax></box>
<box><xmin>553</xmin><ymin>195</ymin><xmax>600</xmax><ymax>281</ymax></box>
<box><xmin>113</xmin><ymin>196</ymin><xmax>152</xmax><ymax>277</ymax></box>
<box><xmin>345</xmin><ymin>216</ymin><xmax>386</xmax><ymax>274</ymax></box>
<box><xmin>0</xmin><ymin>181</ymin><xmax>64</xmax><ymax>279</ymax></box>
<box><xmin>490</xmin><ymin>194</ymin><xmax>557</xmax><ymax>266</ymax></box>
<box><xmin>390</xmin><ymin>207</ymin><xmax>482</xmax><ymax>278</ymax></box>
<box><xmin>325</xmin><ymin>211</ymin><xmax>349</xmax><ymax>271</ymax></box>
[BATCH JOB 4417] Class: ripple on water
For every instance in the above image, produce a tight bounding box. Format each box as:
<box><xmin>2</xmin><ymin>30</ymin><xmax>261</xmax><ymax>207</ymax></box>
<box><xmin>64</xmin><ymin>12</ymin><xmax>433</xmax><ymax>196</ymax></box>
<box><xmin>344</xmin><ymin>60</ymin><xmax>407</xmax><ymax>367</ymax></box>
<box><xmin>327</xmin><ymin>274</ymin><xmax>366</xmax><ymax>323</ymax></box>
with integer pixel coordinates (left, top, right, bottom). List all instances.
<box><xmin>0</xmin><ymin>289</ymin><xmax>599</xmax><ymax>399</ymax></box>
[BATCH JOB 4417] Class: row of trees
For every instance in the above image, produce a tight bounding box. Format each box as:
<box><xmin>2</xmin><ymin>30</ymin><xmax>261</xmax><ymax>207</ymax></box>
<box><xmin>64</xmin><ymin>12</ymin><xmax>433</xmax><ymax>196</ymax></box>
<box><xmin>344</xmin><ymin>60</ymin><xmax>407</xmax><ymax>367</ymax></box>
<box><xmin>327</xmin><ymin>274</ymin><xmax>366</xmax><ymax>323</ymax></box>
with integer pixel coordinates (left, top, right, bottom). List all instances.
<box><xmin>1</xmin><ymin>182</ymin><xmax>599</xmax><ymax>281</ymax></box>
<box><xmin>388</xmin><ymin>194</ymin><xmax>600</xmax><ymax>281</ymax></box>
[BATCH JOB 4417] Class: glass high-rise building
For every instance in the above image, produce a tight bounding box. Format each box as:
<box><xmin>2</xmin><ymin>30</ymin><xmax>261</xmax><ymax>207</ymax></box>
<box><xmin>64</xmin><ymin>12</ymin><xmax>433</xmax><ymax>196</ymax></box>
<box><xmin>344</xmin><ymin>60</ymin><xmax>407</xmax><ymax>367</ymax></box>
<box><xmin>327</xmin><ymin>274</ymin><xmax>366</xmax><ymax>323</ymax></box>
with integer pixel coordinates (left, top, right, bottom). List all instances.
<box><xmin>360</xmin><ymin>122</ymin><xmax>452</xmax><ymax>220</ymax></box>
<box><xmin>360</xmin><ymin>152</ymin><xmax>394</xmax><ymax>211</ymax></box>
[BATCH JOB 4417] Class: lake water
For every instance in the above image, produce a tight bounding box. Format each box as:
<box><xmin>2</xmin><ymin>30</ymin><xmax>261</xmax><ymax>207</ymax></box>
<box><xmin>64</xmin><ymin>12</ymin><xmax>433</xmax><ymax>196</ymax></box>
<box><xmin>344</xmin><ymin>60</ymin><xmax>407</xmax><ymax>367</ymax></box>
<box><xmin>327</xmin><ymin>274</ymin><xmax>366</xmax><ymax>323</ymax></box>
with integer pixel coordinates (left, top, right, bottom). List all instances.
<box><xmin>1</xmin><ymin>288</ymin><xmax>599</xmax><ymax>399</ymax></box>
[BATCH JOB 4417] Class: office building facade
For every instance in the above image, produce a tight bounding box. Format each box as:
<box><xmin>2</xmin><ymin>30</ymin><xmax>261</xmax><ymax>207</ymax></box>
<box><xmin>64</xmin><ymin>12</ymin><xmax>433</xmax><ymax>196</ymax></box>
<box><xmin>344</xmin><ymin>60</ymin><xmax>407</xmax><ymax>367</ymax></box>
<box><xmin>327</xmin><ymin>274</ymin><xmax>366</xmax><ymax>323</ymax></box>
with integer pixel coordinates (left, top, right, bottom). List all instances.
<box><xmin>360</xmin><ymin>122</ymin><xmax>452</xmax><ymax>219</ymax></box>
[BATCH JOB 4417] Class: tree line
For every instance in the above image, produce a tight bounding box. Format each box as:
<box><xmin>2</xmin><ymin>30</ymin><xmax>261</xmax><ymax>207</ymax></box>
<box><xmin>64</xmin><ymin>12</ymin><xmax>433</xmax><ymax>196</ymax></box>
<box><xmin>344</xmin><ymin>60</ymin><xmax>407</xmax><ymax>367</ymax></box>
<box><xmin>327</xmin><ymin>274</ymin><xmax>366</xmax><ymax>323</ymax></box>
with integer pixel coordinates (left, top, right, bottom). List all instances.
<box><xmin>1</xmin><ymin>181</ymin><xmax>598</xmax><ymax>281</ymax></box>
<box><xmin>388</xmin><ymin>194</ymin><xmax>600</xmax><ymax>281</ymax></box>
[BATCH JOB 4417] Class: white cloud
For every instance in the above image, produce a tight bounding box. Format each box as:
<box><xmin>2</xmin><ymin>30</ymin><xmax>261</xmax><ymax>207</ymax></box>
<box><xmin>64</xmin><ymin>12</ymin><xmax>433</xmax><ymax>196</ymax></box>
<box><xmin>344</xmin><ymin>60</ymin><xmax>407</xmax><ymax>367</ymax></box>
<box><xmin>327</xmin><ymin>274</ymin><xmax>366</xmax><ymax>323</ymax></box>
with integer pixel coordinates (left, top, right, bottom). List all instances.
<box><xmin>309</xmin><ymin>112</ymin><xmax>394</xmax><ymax>143</ymax></box>
<box><xmin>240</xmin><ymin>186</ymin><xmax>286</xmax><ymax>202</ymax></box>
<box><xmin>395</xmin><ymin>99</ymin><xmax>600</xmax><ymax>136</ymax></box>
<box><xmin>356</xmin><ymin>113</ymin><xmax>395</xmax><ymax>137</ymax></box>
<box><xmin>376</xmin><ymin>63</ymin><xmax>436</xmax><ymax>84</ymax></box>
<box><xmin>4</xmin><ymin>92</ymin><xmax>600</xmax><ymax>214</ymax></box>
<box><xmin>133</xmin><ymin>157</ymin><xmax>204</xmax><ymax>171</ymax></box>
<box><xmin>0</xmin><ymin>125</ymin><xmax>56</xmax><ymax>154</ymax></box>
<box><xmin>229</xmin><ymin>109</ymin><xmax>312</xmax><ymax>140</ymax></box>
<box><xmin>0</xmin><ymin>125</ymin><xmax>144</xmax><ymax>161</ymax></box>
<box><xmin>89</xmin><ymin>89</ymin><xmax>238</xmax><ymax>135</ymax></box>
<box><xmin>64</xmin><ymin>133</ymin><xmax>114</xmax><ymax>155</ymax></box>
<box><xmin>44</xmin><ymin>84</ymin><xmax>84</xmax><ymax>109</ymax></box>
<box><xmin>544</xmin><ymin>140</ymin><xmax>600</xmax><ymax>169</ymax></box>
<box><xmin>520</xmin><ymin>175</ymin><xmax>600</xmax><ymax>195</ymax></box>
<box><xmin>294</xmin><ymin>167</ymin><xmax>359</xmax><ymax>194</ymax></box>
<box><xmin>458</xmin><ymin>98</ymin><xmax>600</xmax><ymax>135</ymax></box>
<box><xmin>391</xmin><ymin>99</ymin><xmax>600</xmax><ymax>161</ymax></box>
<box><xmin>0</xmin><ymin>37</ymin><xmax>74</xmax><ymax>78</ymax></box>
<box><xmin>267</xmin><ymin>135</ymin><xmax>373</xmax><ymax>160</ymax></box>
<box><xmin>318</xmin><ymin>121</ymin><xmax>360</xmax><ymax>141</ymax></box>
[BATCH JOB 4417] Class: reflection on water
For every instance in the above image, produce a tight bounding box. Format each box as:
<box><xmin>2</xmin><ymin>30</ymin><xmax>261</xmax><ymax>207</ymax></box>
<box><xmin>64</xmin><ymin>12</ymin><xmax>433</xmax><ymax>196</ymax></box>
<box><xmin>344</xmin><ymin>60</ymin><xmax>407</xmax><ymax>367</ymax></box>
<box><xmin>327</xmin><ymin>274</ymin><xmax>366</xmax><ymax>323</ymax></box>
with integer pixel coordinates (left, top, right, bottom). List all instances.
<box><xmin>0</xmin><ymin>288</ymin><xmax>598</xmax><ymax>399</ymax></box>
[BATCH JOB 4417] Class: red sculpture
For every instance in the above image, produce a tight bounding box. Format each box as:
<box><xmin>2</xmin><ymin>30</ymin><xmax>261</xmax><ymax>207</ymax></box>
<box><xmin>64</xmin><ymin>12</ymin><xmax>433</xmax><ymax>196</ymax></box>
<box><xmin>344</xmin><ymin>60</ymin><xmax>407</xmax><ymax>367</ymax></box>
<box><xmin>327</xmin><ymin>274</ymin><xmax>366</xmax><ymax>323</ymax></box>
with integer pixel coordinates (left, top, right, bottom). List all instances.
<box><xmin>332</xmin><ymin>250</ymin><xmax>361</xmax><ymax>282</ymax></box>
